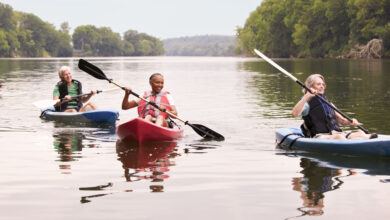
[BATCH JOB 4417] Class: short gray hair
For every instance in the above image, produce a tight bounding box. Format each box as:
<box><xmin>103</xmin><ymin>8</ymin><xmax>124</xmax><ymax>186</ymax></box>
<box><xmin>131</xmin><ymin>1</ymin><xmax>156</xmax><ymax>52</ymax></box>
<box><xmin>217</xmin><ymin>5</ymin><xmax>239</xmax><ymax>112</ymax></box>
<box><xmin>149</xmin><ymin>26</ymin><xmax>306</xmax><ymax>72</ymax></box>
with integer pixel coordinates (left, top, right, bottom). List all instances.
<box><xmin>303</xmin><ymin>74</ymin><xmax>325</xmax><ymax>93</ymax></box>
<box><xmin>58</xmin><ymin>66</ymin><xmax>71</xmax><ymax>77</ymax></box>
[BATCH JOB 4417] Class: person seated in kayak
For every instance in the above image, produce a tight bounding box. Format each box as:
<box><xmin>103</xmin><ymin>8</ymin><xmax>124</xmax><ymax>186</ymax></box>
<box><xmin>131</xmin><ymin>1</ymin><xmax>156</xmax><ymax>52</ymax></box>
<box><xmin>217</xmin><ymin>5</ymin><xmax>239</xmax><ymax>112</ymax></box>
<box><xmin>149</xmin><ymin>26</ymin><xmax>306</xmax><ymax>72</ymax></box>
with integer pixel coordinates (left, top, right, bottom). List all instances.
<box><xmin>121</xmin><ymin>73</ymin><xmax>178</xmax><ymax>128</ymax></box>
<box><xmin>291</xmin><ymin>74</ymin><xmax>377</xmax><ymax>139</ymax></box>
<box><xmin>53</xmin><ymin>66</ymin><xmax>98</xmax><ymax>112</ymax></box>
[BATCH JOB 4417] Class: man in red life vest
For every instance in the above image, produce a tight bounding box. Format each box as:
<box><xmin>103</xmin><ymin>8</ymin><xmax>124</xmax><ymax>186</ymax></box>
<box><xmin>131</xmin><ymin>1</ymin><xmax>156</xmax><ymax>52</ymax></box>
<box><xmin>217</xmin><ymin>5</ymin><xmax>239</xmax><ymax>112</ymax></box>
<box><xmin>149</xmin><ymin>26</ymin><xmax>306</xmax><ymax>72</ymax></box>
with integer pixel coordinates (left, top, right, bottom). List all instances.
<box><xmin>121</xmin><ymin>73</ymin><xmax>178</xmax><ymax>127</ymax></box>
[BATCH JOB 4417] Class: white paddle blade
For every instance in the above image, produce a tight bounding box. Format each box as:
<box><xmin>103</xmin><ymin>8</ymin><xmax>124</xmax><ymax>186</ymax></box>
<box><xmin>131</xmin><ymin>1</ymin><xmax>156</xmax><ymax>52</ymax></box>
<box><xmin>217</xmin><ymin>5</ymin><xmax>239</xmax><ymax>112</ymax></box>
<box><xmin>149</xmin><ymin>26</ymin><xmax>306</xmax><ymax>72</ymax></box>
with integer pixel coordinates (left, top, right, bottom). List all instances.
<box><xmin>33</xmin><ymin>99</ymin><xmax>58</xmax><ymax>109</ymax></box>
<box><xmin>253</xmin><ymin>49</ymin><xmax>298</xmax><ymax>81</ymax></box>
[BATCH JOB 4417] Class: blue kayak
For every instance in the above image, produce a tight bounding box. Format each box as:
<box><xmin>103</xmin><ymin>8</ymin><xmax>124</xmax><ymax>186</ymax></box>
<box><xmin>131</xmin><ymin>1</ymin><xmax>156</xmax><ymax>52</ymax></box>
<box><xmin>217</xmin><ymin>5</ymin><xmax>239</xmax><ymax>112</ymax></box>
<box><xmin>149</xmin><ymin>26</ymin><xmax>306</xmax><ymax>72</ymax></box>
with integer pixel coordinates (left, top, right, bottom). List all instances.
<box><xmin>276</xmin><ymin>127</ymin><xmax>390</xmax><ymax>157</ymax></box>
<box><xmin>41</xmin><ymin>108</ymin><xmax>119</xmax><ymax>124</ymax></box>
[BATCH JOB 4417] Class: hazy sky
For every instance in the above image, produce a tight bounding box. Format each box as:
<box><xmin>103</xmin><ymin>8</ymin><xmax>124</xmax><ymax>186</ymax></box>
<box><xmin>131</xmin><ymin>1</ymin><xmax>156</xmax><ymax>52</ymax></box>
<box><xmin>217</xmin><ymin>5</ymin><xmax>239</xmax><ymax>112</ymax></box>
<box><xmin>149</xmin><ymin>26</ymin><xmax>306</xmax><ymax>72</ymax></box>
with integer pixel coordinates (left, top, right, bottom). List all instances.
<box><xmin>1</xmin><ymin>0</ymin><xmax>262</xmax><ymax>39</ymax></box>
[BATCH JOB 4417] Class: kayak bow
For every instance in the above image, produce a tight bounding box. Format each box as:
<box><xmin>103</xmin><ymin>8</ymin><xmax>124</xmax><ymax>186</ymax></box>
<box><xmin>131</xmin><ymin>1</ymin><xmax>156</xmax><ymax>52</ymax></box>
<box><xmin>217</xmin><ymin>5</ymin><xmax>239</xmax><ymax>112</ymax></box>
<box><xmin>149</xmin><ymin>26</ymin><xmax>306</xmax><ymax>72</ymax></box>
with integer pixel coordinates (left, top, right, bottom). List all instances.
<box><xmin>116</xmin><ymin>118</ymin><xmax>183</xmax><ymax>143</ymax></box>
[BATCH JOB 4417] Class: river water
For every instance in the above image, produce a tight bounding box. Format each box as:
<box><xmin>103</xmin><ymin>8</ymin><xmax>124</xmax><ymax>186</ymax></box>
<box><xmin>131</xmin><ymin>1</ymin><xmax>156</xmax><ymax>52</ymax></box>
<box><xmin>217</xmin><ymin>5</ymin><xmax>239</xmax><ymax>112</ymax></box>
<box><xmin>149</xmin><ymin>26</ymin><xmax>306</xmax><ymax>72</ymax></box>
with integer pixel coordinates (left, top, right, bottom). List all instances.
<box><xmin>0</xmin><ymin>57</ymin><xmax>390</xmax><ymax>219</ymax></box>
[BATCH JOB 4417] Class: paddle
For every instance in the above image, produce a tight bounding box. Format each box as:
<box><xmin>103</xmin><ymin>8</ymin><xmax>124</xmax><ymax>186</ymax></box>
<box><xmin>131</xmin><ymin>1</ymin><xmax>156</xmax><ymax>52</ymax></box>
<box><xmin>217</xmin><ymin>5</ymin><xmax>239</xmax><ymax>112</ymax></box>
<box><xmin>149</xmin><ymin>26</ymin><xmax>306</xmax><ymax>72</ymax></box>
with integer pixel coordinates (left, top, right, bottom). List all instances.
<box><xmin>78</xmin><ymin>59</ymin><xmax>225</xmax><ymax>140</ymax></box>
<box><xmin>253</xmin><ymin>49</ymin><xmax>370</xmax><ymax>134</ymax></box>
<box><xmin>33</xmin><ymin>87</ymin><xmax>119</xmax><ymax>109</ymax></box>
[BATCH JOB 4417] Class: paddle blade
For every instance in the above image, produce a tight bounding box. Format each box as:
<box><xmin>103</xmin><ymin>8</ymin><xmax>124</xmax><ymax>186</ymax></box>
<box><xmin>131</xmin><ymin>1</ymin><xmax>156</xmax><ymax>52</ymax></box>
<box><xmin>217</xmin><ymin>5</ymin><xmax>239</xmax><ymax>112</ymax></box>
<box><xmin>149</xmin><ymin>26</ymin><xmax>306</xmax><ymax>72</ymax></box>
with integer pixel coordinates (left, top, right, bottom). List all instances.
<box><xmin>187</xmin><ymin>123</ymin><xmax>225</xmax><ymax>141</ymax></box>
<box><xmin>78</xmin><ymin>59</ymin><xmax>108</xmax><ymax>80</ymax></box>
<box><xmin>33</xmin><ymin>99</ymin><xmax>58</xmax><ymax>109</ymax></box>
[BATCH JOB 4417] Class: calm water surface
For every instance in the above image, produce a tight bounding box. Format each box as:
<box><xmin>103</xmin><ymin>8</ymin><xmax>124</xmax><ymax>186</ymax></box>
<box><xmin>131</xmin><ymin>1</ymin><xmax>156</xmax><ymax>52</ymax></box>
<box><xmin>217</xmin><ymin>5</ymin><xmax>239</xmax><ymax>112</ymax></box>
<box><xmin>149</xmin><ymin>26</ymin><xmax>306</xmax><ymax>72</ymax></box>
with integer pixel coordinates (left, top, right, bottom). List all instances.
<box><xmin>0</xmin><ymin>57</ymin><xmax>390</xmax><ymax>219</ymax></box>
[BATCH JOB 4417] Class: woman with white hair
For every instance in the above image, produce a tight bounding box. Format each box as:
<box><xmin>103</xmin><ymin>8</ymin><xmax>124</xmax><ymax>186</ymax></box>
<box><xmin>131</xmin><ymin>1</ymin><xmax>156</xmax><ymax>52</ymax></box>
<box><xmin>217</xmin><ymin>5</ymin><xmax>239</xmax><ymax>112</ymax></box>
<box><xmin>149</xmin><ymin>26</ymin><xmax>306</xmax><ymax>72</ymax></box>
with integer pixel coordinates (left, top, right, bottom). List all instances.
<box><xmin>292</xmin><ymin>74</ymin><xmax>376</xmax><ymax>139</ymax></box>
<box><xmin>53</xmin><ymin>66</ymin><xmax>97</xmax><ymax>112</ymax></box>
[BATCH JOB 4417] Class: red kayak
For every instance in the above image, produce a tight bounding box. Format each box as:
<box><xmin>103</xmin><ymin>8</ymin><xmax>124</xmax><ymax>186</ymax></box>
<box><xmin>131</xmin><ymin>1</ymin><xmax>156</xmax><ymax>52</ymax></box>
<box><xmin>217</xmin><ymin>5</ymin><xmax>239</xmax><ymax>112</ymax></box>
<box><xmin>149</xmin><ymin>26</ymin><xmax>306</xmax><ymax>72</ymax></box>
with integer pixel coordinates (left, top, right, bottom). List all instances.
<box><xmin>116</xmin><ymin>118</ymin><xmax>183</xmax><ymax>142</ymax></box>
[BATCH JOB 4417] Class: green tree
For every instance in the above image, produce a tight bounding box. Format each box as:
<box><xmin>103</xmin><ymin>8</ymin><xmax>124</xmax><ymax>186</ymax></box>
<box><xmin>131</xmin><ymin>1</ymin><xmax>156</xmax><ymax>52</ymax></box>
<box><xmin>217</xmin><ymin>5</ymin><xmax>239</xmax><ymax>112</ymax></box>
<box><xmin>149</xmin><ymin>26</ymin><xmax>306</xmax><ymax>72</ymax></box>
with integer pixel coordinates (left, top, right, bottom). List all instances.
<box><xmin>14</xmin><ymin>12</ymin><xmax>72</xmax><ymax>57</ymax></box>
<box><xmin>56</xmin><ymin>22</ymin><xmax>73</xmax><ymax>57</ymax></box>
<box><xmin>96</xmin><ymin>27</ymin><xmax>122</xmax><ymax>56</ymax></box>
<box><xmin>237</xmin><ymin>0</ymin><xmax>389</xmax><ymax>57</ymax></box>
<box><xmin>348</xmin><ymin>0</ymin><xmax>390</xmax><ymax>55</ymax></box>
<box><xmin>325</xmin><ymin>0</ymin><xmax>351</xmax><ymax>55</ymax></box>
<box><xmin>0</xmin><ymin>3</ymin><xmax>15</xmax><ymax>30</ymax></box>
<box><xmin>6</xmin><ymin>30</ymin><xmax>20</xmax><ymax>56</ymax></box>
<box><xmin>17</xmin><ymin>29</ymin><xmax>36</xmax><ymax>57</ymax></box>
<box><xmin>0</xmin><ymin>30</ymin><xmax>10</xmax><ymax>56</ymax></box>
<box><xmin>122</xmin><ymin>41</ymin><xmax>135</xmax><ymax>56</ymax></box>
<box><xmin>73</xmin><ymin>26</ymin><xmax>123</xmax><ymax>56</ymax></box>
<box><xmin>123</xmin><ymin>30</ymin><xmax>164</xmax><ymax>56</ymax></box>
<box><xmin>72</xmin><ymin>25</ymin><xmax>100</xmax><ymax>56</ymax></box>
<box><xmin>292</xmin><ymin>0</ymin><xmax>333</xmax><ymax>57</ymax></box>
<box><xmin>53</xmin><ymin>31</ymin><xmax>72</xmax><ymax>57</ymax></box>
<box><xmin>18</xmin><ymin>13</ymin><xmax>50</xmax><ymax>56</ymax></box>
<box><xmin>237</xmin><ymin>0</ymin><xmax>294</xmax><ymax>57</ymax></box>
<box><xmin>123</xmin><ymin>30</ymin><xmax>142</xmax><ymax>55</ymax></box>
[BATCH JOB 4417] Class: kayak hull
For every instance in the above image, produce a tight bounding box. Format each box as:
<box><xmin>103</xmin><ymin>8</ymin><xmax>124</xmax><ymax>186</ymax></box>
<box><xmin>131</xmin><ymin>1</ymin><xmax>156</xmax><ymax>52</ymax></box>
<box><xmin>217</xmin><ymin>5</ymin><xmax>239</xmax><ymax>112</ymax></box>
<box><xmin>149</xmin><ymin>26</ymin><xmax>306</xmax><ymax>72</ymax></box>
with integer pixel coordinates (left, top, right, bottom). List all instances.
<box><xmin>276</xmin><ymin>127</ymin><xmax>390</xmax><ymax>157</ymax></box>
<box><xmin>41</xmin><ymin>109</ymin><xmax>119</xmax><ymax>124</ymax></box>
<box><xmin>116</xmin><ymin>118</ymin><xmax>183</xmax><ymax>143</ymax></box>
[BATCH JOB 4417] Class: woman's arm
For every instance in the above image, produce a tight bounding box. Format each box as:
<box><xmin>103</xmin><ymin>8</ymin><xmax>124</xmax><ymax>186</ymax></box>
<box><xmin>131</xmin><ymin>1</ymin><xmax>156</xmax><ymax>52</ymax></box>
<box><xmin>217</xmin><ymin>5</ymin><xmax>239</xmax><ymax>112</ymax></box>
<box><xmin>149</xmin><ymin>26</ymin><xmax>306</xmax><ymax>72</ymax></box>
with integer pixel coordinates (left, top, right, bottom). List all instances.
<box><xmin>168</xmin><ymin>105</ymin><xmax>178</xmax><ymax>116</ymax></box>
<box><xmin>336</xmin><ymin>112</ymin><xmax>359</xmax><ymax>126</ymax></box>
<box><xmin>122</xmin><ymin>87</ymin><xmax>138</xmax><ymax>110</ymax></box>
<box><xmin>292</xmin><ymin>92</ymin><xmax>314</xmax><ymax>117</ymax></box>
<box><xmin>82</xmin><ymin>90</ymin><xmax>96</xmax><ymax>103</ymax></box>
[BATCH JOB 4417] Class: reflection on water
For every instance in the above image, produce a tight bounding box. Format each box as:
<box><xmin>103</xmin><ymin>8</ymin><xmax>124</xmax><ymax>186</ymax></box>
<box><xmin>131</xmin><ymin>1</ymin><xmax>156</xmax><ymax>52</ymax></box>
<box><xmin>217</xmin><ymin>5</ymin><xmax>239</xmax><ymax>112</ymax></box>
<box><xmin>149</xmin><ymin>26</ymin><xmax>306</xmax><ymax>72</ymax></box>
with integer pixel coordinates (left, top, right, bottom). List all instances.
<box><xmin>52</xmin><ymin>128</ymin><xmax>115</xmax><ymax>174</ymax></box>
<box><xmin>279</xmin><ymin>150</ymin><xmax>390</xmax><ymax>218</ymax></box>
<box><xmin>53</xmin><ymin>130</ymin><xmax>86</xmax><ymax>174</ymax></box>
<box><xmin>183</xmin><ymin>143</ymin><xmax>218</xmax><ymax>154</ymax></box>
<box><xmin>79</xmin><ymin>183</ymin><xmax>115</xmax><ymax>204</ymax></box>
<box><xmin>289</xmin><ymin>158</ymin><xmax>354</xmax><ymax>218</ymax></box>
<box><xmin>280</xmin><ymin>150</ymin><xmax>390</xmax><ymax>176</ymax></box>
<box><xmin>116</xmin><ymin>140</ymin><xmax>179</xmax><ymax>192</ymax></box>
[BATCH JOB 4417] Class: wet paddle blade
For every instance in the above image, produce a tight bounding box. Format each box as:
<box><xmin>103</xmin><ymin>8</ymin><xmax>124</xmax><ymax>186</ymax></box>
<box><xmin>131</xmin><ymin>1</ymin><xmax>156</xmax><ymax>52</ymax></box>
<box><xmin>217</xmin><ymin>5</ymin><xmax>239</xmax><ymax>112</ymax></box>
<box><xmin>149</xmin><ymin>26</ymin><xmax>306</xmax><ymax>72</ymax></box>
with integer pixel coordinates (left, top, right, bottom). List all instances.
<box><xmin>78</xmin><ymin>59</ymin><xmax>108</xmax><ymax>80</ymax></box>
<box><xmin>188</xmin><ymin>123</ymin><xmax>225</xmax><ymax>141</ymax></box>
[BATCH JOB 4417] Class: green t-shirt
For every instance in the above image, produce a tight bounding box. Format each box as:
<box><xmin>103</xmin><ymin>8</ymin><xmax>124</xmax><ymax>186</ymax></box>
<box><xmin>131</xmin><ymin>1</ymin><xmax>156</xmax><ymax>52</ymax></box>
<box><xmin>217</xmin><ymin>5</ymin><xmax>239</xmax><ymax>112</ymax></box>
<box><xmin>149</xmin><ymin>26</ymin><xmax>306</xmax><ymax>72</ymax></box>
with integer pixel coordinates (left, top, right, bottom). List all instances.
<box><xmin>53</xmin><ymin>82</ymin><xmax>81</xmax><ymax>109</ymax></box>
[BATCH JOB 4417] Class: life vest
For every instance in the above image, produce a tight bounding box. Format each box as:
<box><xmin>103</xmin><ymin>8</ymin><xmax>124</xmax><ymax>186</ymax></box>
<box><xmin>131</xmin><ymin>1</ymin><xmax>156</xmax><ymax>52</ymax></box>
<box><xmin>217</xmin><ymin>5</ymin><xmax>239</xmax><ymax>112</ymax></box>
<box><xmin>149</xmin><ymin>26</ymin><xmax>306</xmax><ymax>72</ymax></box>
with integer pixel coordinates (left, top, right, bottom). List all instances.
<box><xmin>301</xmin><ymin>95</ymin><xmax>342</xmax><ymax>137</ymax></box>
<box><xmin>137</xmin><ymin>91</ymin><xmax>172</xmax><ymax>119</ymax></box>
<box><xmin>55</xmin><ymin>79</ymin><xmax>82</xmax><ymax>111</ymax></box>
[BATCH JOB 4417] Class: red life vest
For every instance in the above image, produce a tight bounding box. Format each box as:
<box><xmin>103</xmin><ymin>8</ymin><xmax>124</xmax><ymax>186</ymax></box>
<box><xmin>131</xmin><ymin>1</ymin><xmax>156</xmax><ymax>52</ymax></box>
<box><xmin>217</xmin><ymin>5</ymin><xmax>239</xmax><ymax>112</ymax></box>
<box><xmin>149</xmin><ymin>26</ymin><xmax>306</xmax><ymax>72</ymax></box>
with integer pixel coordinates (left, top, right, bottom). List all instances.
<box><xmin>137</xmin><ymin>91</ymin><xmax>172</xmax><ymax>119</ymax></box>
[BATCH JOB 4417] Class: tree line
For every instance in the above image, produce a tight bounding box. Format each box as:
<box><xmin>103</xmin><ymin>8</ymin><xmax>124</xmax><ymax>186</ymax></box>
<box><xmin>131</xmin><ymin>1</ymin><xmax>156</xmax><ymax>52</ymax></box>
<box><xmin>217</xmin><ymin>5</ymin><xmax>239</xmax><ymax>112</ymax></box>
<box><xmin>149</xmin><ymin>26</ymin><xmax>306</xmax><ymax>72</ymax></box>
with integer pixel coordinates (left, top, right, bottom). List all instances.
<box><xmin>236</xmin><ymin>0</ymin><xmax>390</xmax><ymax>58</ymax></box>
<box><xmin>163</xmin><ymin>35</ymin><xmax>236</xmax><ymax>56</ymax></box>
<box><xmin>0</xmin><ymin>2</ymin><xmax>164</xmax><ymax>57</ymax></box>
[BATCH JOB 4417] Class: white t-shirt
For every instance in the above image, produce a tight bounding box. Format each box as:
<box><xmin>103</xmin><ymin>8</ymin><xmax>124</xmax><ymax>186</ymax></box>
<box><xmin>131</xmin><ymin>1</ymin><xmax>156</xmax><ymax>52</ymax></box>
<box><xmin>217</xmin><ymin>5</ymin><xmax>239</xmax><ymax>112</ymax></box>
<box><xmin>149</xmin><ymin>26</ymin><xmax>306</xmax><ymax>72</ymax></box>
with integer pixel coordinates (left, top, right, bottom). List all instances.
<box><xmin>302</xmin><ymin>102</ymin><xmax>310</xmax><ymax>116</ymax></box>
